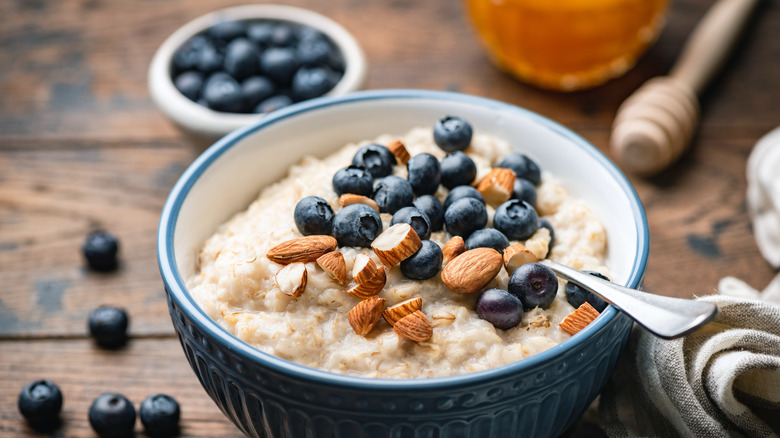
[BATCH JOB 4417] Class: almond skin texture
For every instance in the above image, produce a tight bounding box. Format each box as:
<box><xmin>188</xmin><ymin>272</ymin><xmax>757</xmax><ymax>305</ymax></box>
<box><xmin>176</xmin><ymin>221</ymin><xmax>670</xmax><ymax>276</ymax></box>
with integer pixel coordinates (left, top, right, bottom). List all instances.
<box><xmin>476</xmin><ymin>167</ymin><xmax>516</xmax><ymax>207</ymax></box>
<box><xmin>267</xmin><ymin>235</ymin><xmax>337</xmax><ymax>265</ymax></box>
<box><xmin>274</xmin><ymin>262</ymin><xmax>308</xmax><ymax>297</ymax></box>
<box><xmin>316</xmin><ymin>251</ymin><xmax>346</xmax><ymax>285</ymax></box>
<box><xmin>352</xmin><ymin>253</ymin><xmax>380</xmax><ymax>284</ymax></box>
<box><xmin>346</xmin><ymin>266</ymin><xmax>386</xmax><ymax>299</ymax></box>
<box><xmin>559</xmin><ymin>302</ymin><xmax>601</xmax><ymax>335</ymax></box>
<box><xmin>339</xmin><ymin>194</ymin><xmax>380</xmax><ymax>213</ymax></box>
<box><xmin>441</xmin><ymin>247</ymin><xmax>503</xmax><ymax>294</ymax></box>
<box><xmin>387</xmin><ymin>139</ymin><xmax>411</xmax><ymax>164</ymax></box>
<box><xmin>383</xmin><ymin>297</ymin><xmax>423</xmax><ymax>326</ymax></box>
<box><xmin>503</xmin><ymin>243</ymin><xmax>539</xmax><ymax>275</ymax></box>
<box><xmin>371</xmin><ymin>223</ymin><xmax>422</xmax><ymax>267</ymax></box>
<box><xmin>393</xmin><ymin>310</ymin><xmax>432</xmax><ymax>342</ymax></box>
<box><xmin>441</xmin><ymin>236</ymin><xmax>466</xmax><ymax>263</ymax></box>
<box><xmin>348</xmin><ymin>297</ymin><xmax>386</xmax><ymax>335</ymax></box>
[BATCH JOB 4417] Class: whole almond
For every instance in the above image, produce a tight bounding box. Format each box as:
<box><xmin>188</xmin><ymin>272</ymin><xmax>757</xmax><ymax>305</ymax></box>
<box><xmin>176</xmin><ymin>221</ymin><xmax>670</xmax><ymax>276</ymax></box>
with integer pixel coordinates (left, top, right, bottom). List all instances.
<box><xmin>316</xmin><ymin>251</ymin><xmax>346</xmax><ymax>285</ymax></box>
<box><xmin>503</xmin><ymin>243</ymin><xmax>538</xmax><ymax>275</ymax></box>
<box><xmin>371</xmin><ymin>223</ymin><xmax>422</xmax><ymax>267</ymax></box>
<box><xmin>559</xmin><ymin>302</ymin><xmax>601</xmax><ymax>335</ymax></box>
<box><xmin>442</xmin><ymin>236</ymin><xmax>466</xmax><ymax>263</ymax></box>
<box><xmin>267</xmin><ymin>235</ymin><xmax>337</xmax><ymax>265</ymax></box>
<box><xmin>441</xmin><ymin>247</ymin><xmax>503</xmax><ymax>294</ymax></box>
<box><xmin>382</xmin><ymin>297</ymin><xmax>423</xmax><ymax>326</ymax></box>
<box><xmin>339</xmin><ymin>194</ymin><xmax>380</xmax><ymax>213</ymax></box>
<box><xmin>393</xmin><ymin>310</ymin><xmax>432</xmax><ymax>342</ymax></box>
<box><xmin>346</xmin><ymin>266</ymin><xmax>386</xmax><ymax>299</ymax></box>
<box><xmin>274</xmin><ymin>262</ymin><xmax>307</xmax><ymax>297</ymax></box>
<box><xmin>476</xmin><ymin>168</ymin><xmax>516</xmax><ymax>207</ymax></box>
<box><xmin>353</xmin><ymin>253</ymin><xmax>379</xmax><ymax>284</ymax></box>
<box><xmin>387</xmin><ymin>139</ymin><xmax>411</xmax><ymax>164</ymax></box>
<box><xmin>348</xmin><ymin>297</ymin><xmax>386</xmax><ymax>335</ymax></box>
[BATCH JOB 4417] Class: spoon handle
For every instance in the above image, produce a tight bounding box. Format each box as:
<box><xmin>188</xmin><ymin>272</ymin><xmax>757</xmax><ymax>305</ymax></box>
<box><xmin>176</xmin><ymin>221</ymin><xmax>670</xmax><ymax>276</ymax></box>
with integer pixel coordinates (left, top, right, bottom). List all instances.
<box><xmin>540</xmin><ymin>260</ymin><xmax>718</xmax><ymax>339</ymax></box>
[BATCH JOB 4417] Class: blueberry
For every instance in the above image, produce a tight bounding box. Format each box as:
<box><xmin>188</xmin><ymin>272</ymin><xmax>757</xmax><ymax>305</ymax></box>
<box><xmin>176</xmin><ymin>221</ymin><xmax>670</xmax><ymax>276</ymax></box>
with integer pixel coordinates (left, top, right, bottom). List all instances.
<box><xmin>538</xmin><ymin>217</ymin><xmax>555</xmax><ymax>248</ymax></box>
<box><xmin>83</xmin><ymin>231</ymin><xmax>119</xmax><ymax>272</ymax></box>
<box><xmin>297</xmin><ymin>37</ymin><xmax>333</xmax><ymax>65</ymax></box>
<box><xmin>254</xmin><ymin>94</ymin><xmax>293</xmax><ymax>113</ymax></box>
<box><xmin>465</xmin><ymin>228</ymin><xmax>510</xmax><ymax>253</ymax></box>
<box><xmin>493</xmin><ymin>200</ymin><xmax>539</xmax><ymax>241</ymax></box>
<box><xmin>241</xmin><ymin>76</ymin><xmax>275</xmax><ymax>110</ymax></box>
<box><xmin>208</xmin><ymin>20</ymin><xmax>246</xmax><ymax>43</ymax></box>
<box><xmin>413</xmin><ymin>195</ymin><xmax>444</xmax><ymax>232</ymax></box>
<box><xmin>440</xmin><ymin>151</ymin><xmax>477</xmax><ymax>189</ymax></box>
<box><xmin>332</xmin><ymin>204</ymin><xmax>382</xmax><ymax>248</ymax></box>
<box><xmin>260</xmin><ymin>47</ymin><xmax>299</xmax><ymax>84</ymax></box>
<box><xmin>269</xmin><ymin>22</ymin><xmax>298</xmax><ymax>47</ymax></box>
<box><xmin>332</xmin><ymin>165</ymin><xmax>373</xmax><ymax>197</ymax></box>
<box><xmin>195</xmin><ymin>42</ymin><xmax>223</xmax><ymax>74</ymax></box>
<box><xmin>433</xmin><ymin>115</ymin><xmax>473</xmax><ymax>152</ymax></box>
<box><xmin>88</xmin><ymin>393</ymin><xmax>136</xmax><ymax>438</ymax></box>
<box><xmin>391</xmin><ymin>206</ymin><xmax>432</xmax><ymax>240</ymax></box>
<box><xmin>172</xmin><ymin>35</ymin><xmax>208</xmax><ymax>72</ymax></box>
<box><xmin>291</xmin><ymin>66</ymin><xmax>335</xmax><ymax>101</ymax></box>
<box><xmin>400</xmin><ymin>240</ymin><xmax>443</xmax><ymax>280</ymax></box>
<box><xmin>140</xmin><ymin>394</ymin><xmax>181</xmax><ymax>438</ymax></box>
<box><xmin>174</xmin><ymin>71</ymin><xmax>204</xmax><ymax>101</ymax></box>
<box><xmin>565</xmin><ymin>271</ymin><xmax>609</xmax><ymax>312</ymax></box>
<box><xmin>476</xmin><ymin>289</ymin><xmax>523</xmax><ymax>330</ymax></box>
<box><xmin>511</xmin><ymin>178</ymin><xmax>537</xmax><ymax>207</ymax></box>
<box><xmin>497</xmin><ymin>153</ymin><xmax>542</xmax><ymax>186</ymax></box>
<box><xmin>443</xmin><ymin>185</ymin><xmax>484</xmax><ymax>211</ymax></box>
<box><xmin>224</xmin><ymin>38</ymin><xmax>260</xmax><ymax>80</ymax></box>
<box><xmin>444</xmin><ymin>197</ymin><xmax>487</xmax><ymax>238</ymax></box>
<box><xmin>202</xmin><ymin>72</ymin><xmax>243</xmax><ymax>113</ymax></box>
<box><xmin>18</xmin><ymin>380</ymin><xmax>63</xmax><ymax>428</ymax></box>
<box><xmin>352</xmin><ymin>143</ymin><xmax>396</xmax><ymax>179</ymax></box>
<box><xmin>508</xmin><ymin>262</ymin><xmax>558</xmax><ymax>310</ymax></box>
<box><xmin>294</xmin><ymin>196</ymin><xmax>334</xmax><ymax>236</ymax></box>
<box><xmin>247</xmin><ymin>21</ymin><xmax>276</xmax><ymax>46</ymax></box>
<box><xmin>88</xmin><ymin>305</ymin><xmax>129</xmax><ymax>349</ymax></box>
<box><xmin>373</xmin><ymin>176</ymin><xmax>414</xmax><ymax>214</ymax></box>
<box><xmin>406</xmin><ymin>153</ymin><xmax>441</xmax><ymax>196</ymax></box>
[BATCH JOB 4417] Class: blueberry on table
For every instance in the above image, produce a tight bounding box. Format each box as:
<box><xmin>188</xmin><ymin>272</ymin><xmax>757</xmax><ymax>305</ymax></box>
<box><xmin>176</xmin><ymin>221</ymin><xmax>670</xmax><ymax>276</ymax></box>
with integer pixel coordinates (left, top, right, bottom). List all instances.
<box><xmin>565</xmin><ymin>271</ymin><xmax>610</xmax><ymax>312</ymax></box>
<box><xmin>291</xmin><ymin>66</ymin><xmax>335</xmax><ymax>101</ymax></box>
<box><xmin>443</xmin><ymin>185</ymin><xmax>484</xmax><ymax>211</ymax></box>
<box><xmin>493</xmin><ymin>199</ymin><xmax>539</xmax><ymax>241</ymax></box>
<box><xmin>83</xmin><ymin>230</ymin><xmax>119</xmax><ymax>272</ymax></box>
<box><xmin>254</xmin><ymin>94</ymin><xmax>293</xmax><ymax>113</ymax></box>
<box><xmin>508</xmin><ymin>262</ymin><xmax>558</xmax><ymax>310</ymax></box>
<box><xmin>224</xmin><ymin>38</ymin><xmax>260</xmax><ymax>81</ymax></box>
<box><xmin>241</xmin><ymin>76</ymin><xmax>276</xmax><ymax>110</ymax></box>
<box><xmin>444</xmin><ymin>197</ymin><xmax>487</xmax><ymax>238</ymax></box>
<box><xmin>373</xmin><ymin>176</ymin><xmax>414</xmax><ymax>214</ymax></box>
<box><xmin>391</xmin><ymin>206</ymin><xmax>432</xmax><ymax>240</ymax></box>
<box><xmin>260</xmin><ymin>47</ymin><xmax>300</xmax><ymax>84</ymax></box>
<box><xmin>413</xmin><ymin>194</ymin><xmax>444</xmax><ymax>232</ymax></box>
<box><xmin>352</xmin><ymin>143</ymin><xmax>396</xmax><ymax>179</ymax></box>
<box><xmin>511</xmin><ymin>178</ymin><xmax>537</xmax><ymax>207</ymax></box>
<box><xmin>88</xmin><ymin>306</ymin><xmax>129</xmax><ymax>349</ymax></box>
<box><xmin>538</xmin><ymin>217</ymin><xmax>555</xmax><ymax>248</ymax></box>
<box><xmin>174</xmin><ymin>71</ymin><xmax>204</xmax><ymax>101</ymax></box>
<box><xmin>407</xmin><ymin>153</ymin><xmax>441</xmax><ymax>196</ymax></box>
<box><xmin>332</xmin><ymin>165</ymin><xmax>374</xmax><ymax>197</ymax></box>
<box><xmin>465</xmin><ymin>228</ymin><xmax>510</xmax><ymax>254</ymax></box>
<box><xmin>400</xmin><ymin>240</ymin><xmax>443</xmax><ymax>280</ymax></box>
<box><xmin>18</xmin><ymin>380</ymin><xmax>63</xmax><ymax>428</ymax></box>
<box><xmin>496</xmin><ymin>153</ymin><xmax>542</xmax><ymax>186</ymax></box>
<box><xmin>140</xmin><ymin>394</ymin><xmax>181</xmax><ymax>438</ymax></box>
<box><xmin>208</xmin><ymin>20</ymin><xmax>246</xmax><ymax>43</ymax></box>
<box><xmin>476</xmin><ymin>288</ymin><xmax>523</xmax><ymax>330</ymax></box>
<box><xmin>433</xmin><ymin>115</ymin><xmax>473</xmax><ymax>152</ymax></box>
<box><xmin>440</xmin><ymin>151</ymin><xmax>477</xmax><ymax>189</ymax></box>
<box><xmin>294</xmin><ymin>196</ymin><xmax>334</xmax><ymax>236</ymax></box>
<box><xmin>88</xmin><ymin>393</ymin><xmax>136</xmax><ymax>438</ymax></box>
<box><xmin>332</xmin><ymin>204</ymin><xmax>383</xmax><ymax>248</ymax></box>
<box><xmin>202</xmin><ymin>72</ymin><xmax>243</xmax><ymax>113</ymax></box>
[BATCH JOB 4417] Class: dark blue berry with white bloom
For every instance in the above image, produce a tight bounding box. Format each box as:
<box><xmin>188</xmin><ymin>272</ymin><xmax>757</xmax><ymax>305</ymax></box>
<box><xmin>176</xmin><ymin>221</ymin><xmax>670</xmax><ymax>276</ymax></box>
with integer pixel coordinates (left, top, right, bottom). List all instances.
<box><xmin>433</xmin><ymin>116</ymin><xmax>473</xmax><ymax>152</ymax></box>
<box><xmin>140</xmin><ymin>394</ymin><xmax>181</xmax><ymax>438</ymax></box>
<box><xmin>260</xmin><ymin>47</ymin><xmax>299</xmax><ymax>84</ymax></box>
<box><xmin>352</xmin><ymin>144</ymin><xmax>396</xmax><ymax>179</ymax></box>
<box><xmin>241</xmin><ymin>76</ymin><xmax>276</xmax><ymax>110</ymax></box>
<box><xmin>373</xmin><ymin>176</ymin><xmax>414</xmax><ymax>214</ymax></box>
<box><xmin>440</xmin><ymin>151</ymin><xmax>477</xmax><ymax>189</ymax></box>
<box><xmin>172</xmin><ymin>35</ymin><xmax>209</xmax><ymax>72</ymax></box>
<box><xmin>202</xmin><ymin>72</ymin><xmax>243</xmax><ymax>113</ymax></box>
<box><xmin>83</xmin><ymin>231</ymin><xmax>119</xmax><ymax>272</ymax></box>
<box><xmin>224</xmin><ymin>38</ymin><xmax>260</xmax><ymax>80</ymax></box>
<box><xmin>174</xmin><ymin>71</ymin><xmax>204</xmax><ymax>101</ymax></box>
<box><xmin>88</xmin><ymin>393</ymin><xmax>136</xmax><ymax>438</ymax></box>
<box><xmin>497</xmin><ymin>153</ymin><xmax>542</xmax><ymax>186</ymax></box>
<box><xmin>465</xmin><ymin>228</ymin><xmax>510</xmax><ymax>253</ymax></box>
<box><xmin>297</xmin><ymin>37</ymin><xmax>333</xmax><ymax>65</ymax></box>
<box><xmin>413</xmin><ymin>195</ymin><xmax>444</xmax><ymax>232</ymax></box>
<box><xmin>508</xmin><ymin>262</ymin><xmax>558</xmax><ymax>310</ymax></box>
<box><xmin>208</xmin><ymin>20</ymin><xmax>246</xmax><ymax>43</ymax></box>
<box><xmin>18</xmin><ymin>380</ymin><xmax>63</xmax><ymax>427</ymax></box>
<box><xmin>444</xmin><ymin>197</ymin><xmax>487</xmax><ymax>238</ymax></box>
<box><xmin>511</xmin><ymin>178</ymin><xmax>537</xmax><ymax>207</ymax></box>
<box><xmin>294</xmin><ymin>196</ymin><xmax>334</xmax><ymax>235</ymax></box>
<box><xmin>476</xmin><ymin>289</ymin><xmax>523</xmax><ymax>330</ymax></box>
<box><xmin>332</xmin><ymin>165</ymin><xmax>373</xmax><ymax>197</ymax></box>
<box><xmin>254</xmin><ymin>94</ymin><xmax>292</xmax><ymax>113</ymax></box>
<box><xmin>391</xmin><ymin>206</ymin><xmax>432</xmax><ymax>240</ymax></box>
<box><xmin>407</xmin><ymin>153</ymin><xmax>441</xmax><ymax>196</ymax></box>
<box><xmin>291</xmin><ymin>66</ymin><xmax>335</xmax><ymax>101</ymax></box>
<box><xmin>538</xmin><ymin>217</ymin><xmax>555</xmax><ymax>248</ymax></box>
<box><xmin>195</xmin><ymin>42</ymin><xmax>223</xmax><ymax>73</ymax></box>
<box><xmin>400</xmin><ymin>240</ymin><xmax>443</xmax><ymax>280</ymax></box>
<box><xmin>443</xmin><ymin>185</ymin><xmax>484</xmax><ymax>211</ymax></box>
<box><xmin>247</xmin><ymin>21</ymin><xmax>276</xmax><ymax>46</ymax></box>
<box><xmin>565</xmin><ymin>271</ymin><xmax>609</xmax><ymax>312</ymax></box>
<box><xmin>332</xmin><ymin>204</ymin><xmax>382</xmax><ymax>248</ymax></box>
<box><xmin>493</xmin><ymin>199</ymin><xmax>539</xmax><ymax>241</ymax></box>
<box><xmin>88</xmin><ymin>306</ymin><xmax>129</xmax><ymax>349</ymax></box>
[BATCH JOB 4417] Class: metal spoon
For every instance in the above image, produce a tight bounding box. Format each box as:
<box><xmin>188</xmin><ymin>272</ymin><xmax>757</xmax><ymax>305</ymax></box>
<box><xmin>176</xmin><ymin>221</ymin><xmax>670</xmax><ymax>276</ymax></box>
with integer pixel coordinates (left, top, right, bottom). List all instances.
<box><xmin>540</xmin><ymin>260</ymin><xmax>718</xmax><ymax>339</ymax></box>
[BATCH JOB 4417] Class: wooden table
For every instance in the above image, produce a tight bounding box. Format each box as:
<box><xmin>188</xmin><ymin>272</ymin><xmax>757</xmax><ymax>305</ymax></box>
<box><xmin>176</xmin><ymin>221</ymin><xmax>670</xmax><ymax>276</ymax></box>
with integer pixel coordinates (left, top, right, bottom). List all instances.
<box><xmin>1</xmin><ymin>0</ymin><xmax>778</xmax><ymax>436</ymax></box>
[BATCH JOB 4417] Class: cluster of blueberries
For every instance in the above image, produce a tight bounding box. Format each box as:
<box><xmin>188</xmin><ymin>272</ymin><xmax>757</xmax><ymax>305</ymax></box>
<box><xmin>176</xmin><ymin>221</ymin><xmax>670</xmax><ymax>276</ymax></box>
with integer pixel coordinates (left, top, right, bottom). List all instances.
<box><xmin>172</xmin><ymin>19</ymin><xmax>345</xmax><ymax>114</ymax></box>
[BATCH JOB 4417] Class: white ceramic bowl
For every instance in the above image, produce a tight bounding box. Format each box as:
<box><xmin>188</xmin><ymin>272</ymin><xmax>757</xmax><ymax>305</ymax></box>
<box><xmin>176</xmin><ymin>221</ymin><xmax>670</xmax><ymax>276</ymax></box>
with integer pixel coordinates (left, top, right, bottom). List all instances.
<box><xmin>148</xmin><ymin>4</ymin><xmax>367</xmax><ymax>141</ymax></box>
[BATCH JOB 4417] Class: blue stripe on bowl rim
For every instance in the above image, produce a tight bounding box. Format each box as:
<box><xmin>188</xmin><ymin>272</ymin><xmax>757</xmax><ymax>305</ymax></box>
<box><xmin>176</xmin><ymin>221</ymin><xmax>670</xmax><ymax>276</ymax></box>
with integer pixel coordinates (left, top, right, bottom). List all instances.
<box><xmin>157</xmin><ymin>89</ymin><xmax>649</xmax><ymax>391</ymax></box>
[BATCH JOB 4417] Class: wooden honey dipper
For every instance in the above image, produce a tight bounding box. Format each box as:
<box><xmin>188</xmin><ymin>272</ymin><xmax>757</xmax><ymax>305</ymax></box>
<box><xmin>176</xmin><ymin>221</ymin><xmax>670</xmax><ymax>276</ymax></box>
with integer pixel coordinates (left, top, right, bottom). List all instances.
<box><xmin>611</xmin><ymin>0</ymin><xmax>761</xmax><ymax>175</ymax></box>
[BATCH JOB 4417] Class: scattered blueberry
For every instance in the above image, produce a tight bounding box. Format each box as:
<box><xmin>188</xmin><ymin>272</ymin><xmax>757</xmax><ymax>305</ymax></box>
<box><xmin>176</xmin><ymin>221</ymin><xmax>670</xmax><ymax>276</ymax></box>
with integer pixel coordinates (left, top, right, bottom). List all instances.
<box><xmin>202</xmin><ymin>72</ymin><xmax>243</xmax><ymax>113</ymax></box>
<box><xmin>294</xmin><ymin>196</ymin><xmax>334</xmax><ymax>236</ymax></box>
<box><xmin>174</xmin><ymin>71</ymin><xmax>204</xmax><ymax>101</ymax></box>
<box><xmin>511</xmin><ymin>178</ymin><xmax>537</xmax><ymax>207</ymax></box>
<box><xmin>508</xmin><ymin>262</ymin><xmax>558</xmax><ymax>310</ymax></box>
<box><xmin>352</xmin><ymin>144</ymin><xmax>396</xmax><ymax>179</ymax></box>
<box><xmin>208</xmin><ymin>20</ymin><xmax>246</xmax><ymax>43</ymax></box>
<box><xmin>406</xmin><ymin>153</ymin><xmax>441</xmax><ymax>196</ymax></box>
<box><xmin>88</xmin><ymin>305</ymin><xmax>129</xmax><ymax>349</ymax></box>
<box><xmin>88</xmin><ymin>393</ymin><xmax>136</xmax><ymax>438</ymax></box>
<box><xmin>373</xmin><ymin>176</ymin><xmax>414</xmax><ymax>214</ymax></box>
<box><xmin>565</xmin><ymin>271</ymin><xmax>609</xmax><ymax>312</ymax></box>
<box><xmin>476</xmin><ymin>289</ymin><xmax>524</xmax><ymax>330</ymax></box>
<box><xmin>493</xmin><ymin>200</ymin><xmax>539</xmax><ymax>241</ymax></box>
<box><xmin>444</xmin><ymin>197</ymin><xmax>487</xmax><ymax>238</ymax></box>
<box><xmin>496</xmin><ymin>153</ymin><xmax>542</xmax><ymax>186</ymax></box>
<box><xmin>465</xmin><ymin>228</ymin><xmax>510</xmax><ymax>253</ymax></box>
<box><xmin>440</xmin><ymin>151</ymin><xmax>477</xmax><ymax>189</ymax></box>
<box><xmin>254</xmin><ymin>94</ymin><xmax>293</xmax><ymax>113</ymax></box>
<box><xmin>260</xmin><ymin>47</ymin><xmax>299</xmax><ymax>84</ymax></box>
<box><xmin>538</xmin><ymin>217</ymin><xmax>555</xmax><ymax>248</ymax></box>
<box><xmin>140</xmin><ymin>394</ymin><xmax>181</xmax><ymax>438</ymax></box>
<box><xmin>400</xmin><ymin>240</ymin><xmax>443</xmax><ymax>280</ymax></box>
<box><xmin>332</xmin><ymin>165</ymin><xmax>374</xmax><ymax>197</ymax></box>
<box><xmin>443</xmin><ymin>185</ymin><xmax>484</xmax><ymax>211</ymax></box>
<box><xmin>224</xmin><ymin>38</ymin><xmax>260</xmax><ymax>80</ymax></box>
<box><xmin>413</xmin><ymin>195</ymin><xmax>444</xmax><ymax>232</ymax></box>
<box><xmin>291</xmin><ymin>66</ymin><xmax>335</xmax><ymax>101</ymax></box>
<box><xmin>433</xmin><ymin>116</ymin><xmax>473</xmax><ymax>152</ymax></box>
<box><xmin>241</xmin><ymin>76</ymin><xmax>276</xmax><ymax>110</ymax></box>
<box><xmin>332</xmin><ymin>204</ymin><xmax>382</xmax><ymax>248</ymax></box>
<box><xmin>18</xmin><ymin>380</ymin><xmax>63</xmax><ymax>428</ymax></box>
<box><xmin>391</xmin><ymin>206</ymin><xmax>432</xmax><ymax>240</ymax></box>
<box><xmin>83</xmin><ymin>231</ymin><xmax>119</xmax><ymax>272</ymax></box>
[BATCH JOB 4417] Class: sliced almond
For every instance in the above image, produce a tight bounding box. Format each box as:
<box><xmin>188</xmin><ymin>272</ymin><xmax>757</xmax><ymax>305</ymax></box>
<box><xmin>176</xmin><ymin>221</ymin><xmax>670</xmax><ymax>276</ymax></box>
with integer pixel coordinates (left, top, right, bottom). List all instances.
<box><xmin>387</xmin><ymin>139</ymin><xmax>410</xmax><ymax>164</ymax></box>
<box><xmin>382</xmin><ymin>297</ymin><xmax>423</xmax><ymax>326</ymax></box>
<box><xmin>371</xmin><ymin>223</ymin><xmax>422</xmax><ymax>267</ymax></box>
<box><xmin>316</xmin><ymin>251</ymin><xmax>346</xmax><ymax>285</ymax></box>
<box><xmin>442</xmin><ymin>236</ymin><xmax>466</xmax><ymax>263</ymax></box>
<box><xmin>441</xmin><ymin>247</ymin><xmax>503</xmax><ymax>294</ymax></box>
<box><xmin>274</xmin><ymin>262</ymin><xmax>307</xmax><ymax>297</ymax></box>
<box><xmin>476</xmin><ymin>167</ymin><xmax>516</xmax><ymax>207</ymax></box>
<box><xmin>339</xmin><ymin>194</ymin><xmax>380</xmax><ymax>213</ymax></box>
<box><xmin>559</xmin><ymin>302</ymin><xmax>601</xmax><ymax>335</ymax></box>
<box><xmin>348</xmin><ymin>296</ymin><xmax>386</xmax><ymax>335</ymax></box>
<box><xmin>352</xmin><ymin>253</ymin><xmax>379</xmax><ymax>284</ymax></box>
<box><xmin>346</xmin><ymin>266</ymin><xmax>386</xmax><ymax>299</ymax></box>
<box><xmin>503</xmin><ymin>243</ymin><xmax>539</xmax><ymax>275</ymax></box>
<box><xmin>393</xmin><ymin>310</ymin><xmax>432</xmax><ymax>342</ymax></box>
<box><xmin>267</xmin><ymin>235</ymin><xmax>337</xmax><ymax>265</ymax></box>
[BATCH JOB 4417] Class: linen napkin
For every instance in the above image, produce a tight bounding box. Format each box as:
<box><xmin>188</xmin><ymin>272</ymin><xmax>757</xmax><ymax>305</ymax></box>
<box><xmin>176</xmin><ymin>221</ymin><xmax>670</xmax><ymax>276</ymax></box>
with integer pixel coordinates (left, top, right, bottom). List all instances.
<box><xmin>598</xmin><ymin>128</ymin><xmax>780</xmax><ymax>438</ymax></box>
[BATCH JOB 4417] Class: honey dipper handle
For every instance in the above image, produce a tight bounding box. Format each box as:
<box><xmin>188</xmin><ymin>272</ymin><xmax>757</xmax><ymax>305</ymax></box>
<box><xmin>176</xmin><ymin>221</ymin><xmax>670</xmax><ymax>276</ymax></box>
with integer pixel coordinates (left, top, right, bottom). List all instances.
<box><xmin>670</xmin><ymin>0</ymin><xmax>761</xmax><ymax>95</ymax></box>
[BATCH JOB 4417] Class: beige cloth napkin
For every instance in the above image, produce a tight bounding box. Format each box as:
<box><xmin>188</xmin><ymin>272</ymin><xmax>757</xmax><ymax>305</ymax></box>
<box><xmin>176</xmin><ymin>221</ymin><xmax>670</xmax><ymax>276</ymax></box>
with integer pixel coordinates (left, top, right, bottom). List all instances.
<box><xmin>598</xmin><ymin>128</ymin><xmax>780</xmax><ymax>438</ymax></box>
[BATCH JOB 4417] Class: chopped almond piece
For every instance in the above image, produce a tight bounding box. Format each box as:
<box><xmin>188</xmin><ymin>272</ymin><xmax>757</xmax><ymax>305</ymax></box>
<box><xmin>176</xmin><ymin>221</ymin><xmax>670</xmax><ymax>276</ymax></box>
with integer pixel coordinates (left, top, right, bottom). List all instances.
<box><xmin>559</xmin><ymin>302</ymin><xmax>601</xmax><ymax>335</ymax></box>
<box><xmin>274</xmin><ymin>263</ymin><xmax>307</xmax><ymax>297</ymax></box>
<box><xmin>339</xmin><ymin>194</ymin><xmax>380</xmax><ymax>213</ymax></box>
<box><xmin>387</xmin><ymin>139</ymin><xmax>411</xmax><ymax>164</ymax></box>
<box><xmin>266</xmin><ymin>235</ymin><xmax>337</xmax><ymax>265</ymax></box>
<box><xmin>442</xmin><ymin>236</ymin><xmax>466</xmax><ymax>263</ymax></box>
<box><xmin>394</xmin><ymin>310</ymin><xmax>432</xmax><ymax>342</ymax></box>
<box><xmin>503</xmin><ymin>243</ymin><xmax>538</xmax><ymax>275</ymax></box>
<box><xmin>353</xmin><ymin>253</ymin><xmax>380</xmax><ymax>284</ymax></box>
<box><xmin>382</xmin><ymin>297</ymin><xmax>423</xmax><ymax>326</ymax></box>
<box><xmin>346</xmin><ymin>266</ymin><xmax>386</xmax><ymax>299</ymax></box>
<box><xmin>348</xmin><ymin>297</ymin><xmax>386</xmax><ymax>335</ymax></box>
<box><xmin>316</xmin><ymin>251</ymin><xmax>346</xmax><ymax>285</ymax></box>
<box><xmin>476</xmin><ymin>168</ymin><xmax>516</xmax><ymax>207</ymax></box>
<box><xmin>441</xmin><ymin>248</ymin><xmax>503</xmax><ymax>294</ymax></box>
<box><xmin>371</xmin><ymin>223</ymin><xmax>422</xmax><ymax>267</ymax></box>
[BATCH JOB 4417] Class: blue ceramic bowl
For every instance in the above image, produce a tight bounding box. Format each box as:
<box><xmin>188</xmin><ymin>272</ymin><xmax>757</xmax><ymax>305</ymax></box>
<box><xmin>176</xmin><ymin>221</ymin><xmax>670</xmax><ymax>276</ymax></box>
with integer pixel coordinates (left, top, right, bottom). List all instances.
<box><xmin>158</xmin><ymin>90</ymin><xmax>648</xmax><ymax>438</ymax></box>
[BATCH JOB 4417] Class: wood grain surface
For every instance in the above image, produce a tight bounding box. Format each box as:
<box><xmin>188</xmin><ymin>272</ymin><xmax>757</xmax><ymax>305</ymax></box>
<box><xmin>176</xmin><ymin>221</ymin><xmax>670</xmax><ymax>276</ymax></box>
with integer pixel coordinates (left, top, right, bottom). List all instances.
<box><xmin>1</xmin><ymin>0</ymin><xmax>778</xmax><ymax>436</ymax></box>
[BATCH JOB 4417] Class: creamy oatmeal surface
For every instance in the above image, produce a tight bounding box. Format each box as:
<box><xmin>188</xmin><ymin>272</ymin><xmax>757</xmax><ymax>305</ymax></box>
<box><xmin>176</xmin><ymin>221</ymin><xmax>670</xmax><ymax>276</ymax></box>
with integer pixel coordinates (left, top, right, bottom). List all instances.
<box><xmin>187</xmin><ymin>127</ymin><xmax>608</xmax><ymax>379</ymax></box>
